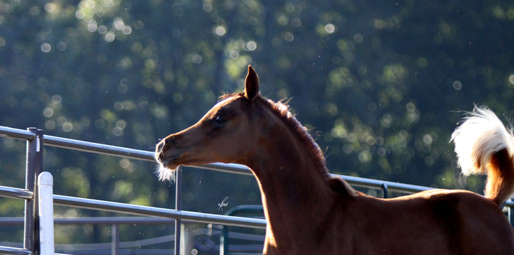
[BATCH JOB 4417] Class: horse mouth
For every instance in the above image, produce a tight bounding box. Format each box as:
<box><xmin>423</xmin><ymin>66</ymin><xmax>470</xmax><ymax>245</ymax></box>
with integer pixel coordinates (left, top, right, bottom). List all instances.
<box><xmin>154</xmin><ymin>150</ymin><xmax>207</xmax><ymax>181</ymax></box>
<box><xmin>155</xmin><ymin>155</ymin><xmax>181</xmax><ymax>181</ymax></box>
<box><xmin>156</xmin><ymin>155</ymin><xmax>180</xmax><ymax>169</ymax></box>
<box><xmin>155</xmin><ymin>154</ymin><xmax>205</xmax><ymax>181</ymax></box>
<box><xmin>156</xmin><ymin>152</ymin><xmax>198</xmax><ymax>169</ymax></box>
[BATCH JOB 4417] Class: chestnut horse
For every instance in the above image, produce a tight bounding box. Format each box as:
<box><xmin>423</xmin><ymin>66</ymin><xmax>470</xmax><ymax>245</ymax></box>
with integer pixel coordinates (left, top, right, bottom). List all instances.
<box><xmin>155</xmin><ymin>66</ymin><xmax>514</xmax><ymax>254</ymax></box>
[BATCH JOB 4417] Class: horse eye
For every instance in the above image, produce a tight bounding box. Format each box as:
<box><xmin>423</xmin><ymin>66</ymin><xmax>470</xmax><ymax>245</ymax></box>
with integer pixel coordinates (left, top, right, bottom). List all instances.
<box><xmin>213</xmin><ymin>114</ymin><xmax>225</xmax><ymax>125</ymax></box>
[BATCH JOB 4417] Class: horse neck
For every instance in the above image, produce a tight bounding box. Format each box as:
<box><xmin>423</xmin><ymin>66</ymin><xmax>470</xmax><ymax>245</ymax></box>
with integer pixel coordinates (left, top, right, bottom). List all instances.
<box><xmin>242</xmin><ymin>107</ymin><xmax>343</xmax><ymax>245</ymax></box>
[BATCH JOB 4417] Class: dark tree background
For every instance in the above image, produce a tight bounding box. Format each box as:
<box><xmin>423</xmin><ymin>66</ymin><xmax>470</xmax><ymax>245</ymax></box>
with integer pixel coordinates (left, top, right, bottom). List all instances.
<box><xmin>1</xmin><ymin>0</ymin><xmax>513</xmax><ymax>250</ymax></box>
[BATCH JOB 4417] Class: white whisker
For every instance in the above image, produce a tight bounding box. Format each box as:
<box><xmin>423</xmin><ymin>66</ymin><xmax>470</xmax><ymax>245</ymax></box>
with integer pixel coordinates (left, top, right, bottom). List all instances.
<box><xmin>155</xmin><ymin>164</ymin><xmax>177</xmax><ymax>182</ymax></box>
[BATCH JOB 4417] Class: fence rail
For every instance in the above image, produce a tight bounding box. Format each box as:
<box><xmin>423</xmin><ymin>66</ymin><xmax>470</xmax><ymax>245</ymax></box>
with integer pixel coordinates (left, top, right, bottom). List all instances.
<box><xmin>53</xmin><ymin>194</ymin><xmax>267</xmax><ymax>229</ymax></box>
<box><xmin>0</xmin><ymin>125</ymin><xmax>513</xmax><ymax>255</ymax></box>
<box><xmin>0</xmin><ymin>187</ymin><xmax>32</xmax><ymax>200</ymax></box>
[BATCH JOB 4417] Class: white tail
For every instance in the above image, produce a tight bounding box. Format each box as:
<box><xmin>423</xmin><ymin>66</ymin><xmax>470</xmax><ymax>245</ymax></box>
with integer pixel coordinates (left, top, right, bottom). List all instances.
<box><xmin>451</xmin><ymin>106</ymin><xmax>514</xmax><ymax>205</ymax></box>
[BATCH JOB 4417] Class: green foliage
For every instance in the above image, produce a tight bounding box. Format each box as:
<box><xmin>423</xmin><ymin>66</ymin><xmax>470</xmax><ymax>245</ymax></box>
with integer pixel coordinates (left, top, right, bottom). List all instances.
<box><xmin>1</xmin><ymin>0</ymin><xmax>514</xmax><ymax>250</ymax></box>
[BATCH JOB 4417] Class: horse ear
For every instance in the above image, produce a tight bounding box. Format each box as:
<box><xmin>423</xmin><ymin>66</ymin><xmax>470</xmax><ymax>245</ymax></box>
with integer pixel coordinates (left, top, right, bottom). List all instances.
<box><xmin>244</xmin><ymin>65</ymin><xmax>260</xmax><ymax>101</ymax></box>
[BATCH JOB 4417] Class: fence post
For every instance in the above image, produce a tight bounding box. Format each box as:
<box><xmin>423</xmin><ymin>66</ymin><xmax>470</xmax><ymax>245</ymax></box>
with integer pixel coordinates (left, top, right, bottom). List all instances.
<box><xmin>510</xmin><ymin>199</ymin><xmax>514</xmax><ymax>228</ymax></box>
<box><xmin>112</xmin><ymin>224</ymin><xmax>120</xmax><ymax>255</ymax></box>
<box><xmin>174</xmin><ymin>167</ymin><xmax>183</xmax><ymax>255</ymax></box>
<box><xmin>24</xmin><ymin>128</ymin><xmax>44</xmax><ymax>254</ymax></box>
<box><xmin>381</xmin><ymin>183</ymin><xmax>389</xmax><ymax>199</ymax></box>
<box><xmin>38</xmin><ymin>172</ymin><xmax>54</xmax><ymax>255</ymax></box>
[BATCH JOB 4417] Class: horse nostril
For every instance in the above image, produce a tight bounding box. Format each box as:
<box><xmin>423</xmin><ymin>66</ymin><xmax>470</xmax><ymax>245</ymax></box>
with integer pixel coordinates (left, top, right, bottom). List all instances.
<box><xmin>157</xmin><ymin>140</ymin><xmax>167</xmax><ymax>152</ymax></box>
<box><xmin>157</xmin><ymin>137</ymin><xmax>176</xmax><ymax>153</ymax></box>
<box><xmin>158</xmin><ymin>151</ymin><xmax>166</xmax><ymax>161</ymax></box>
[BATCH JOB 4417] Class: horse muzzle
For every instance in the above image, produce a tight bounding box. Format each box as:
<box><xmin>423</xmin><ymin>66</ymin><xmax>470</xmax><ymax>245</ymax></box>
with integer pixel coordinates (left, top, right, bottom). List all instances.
<box><xmin>155</xmin><ymin>138</ymin><xmax>174</xmax><ymax>164</ymax></box>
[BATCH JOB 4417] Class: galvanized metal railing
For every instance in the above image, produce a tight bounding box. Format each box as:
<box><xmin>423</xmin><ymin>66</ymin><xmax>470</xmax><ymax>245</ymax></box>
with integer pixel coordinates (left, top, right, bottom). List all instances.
<box><xmin>0</xmin><ymin>126</ymin><xmax>268</xmax><ymax>255</ymax></box>
<box><xmin>0</xmin><ymin>127</ymin><xmax>43</xmax><ymax>255</ymax></box>
<box><xmin>1</xmin><ymin>125</ymin><xmax>513</xmax><ymax>255</ymax></box>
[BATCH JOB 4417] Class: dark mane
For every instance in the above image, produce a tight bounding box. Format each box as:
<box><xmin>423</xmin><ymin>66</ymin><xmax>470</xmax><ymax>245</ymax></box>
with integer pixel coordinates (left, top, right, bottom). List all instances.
<box><xmin>258</xmin><ymin>95</ymin><xmax>356</xmax><ymax>195</ymax></box>
<box><xmin>257</xmin><ymin>95</ymin><xmax>338</xmax><ymax>180</ymax></box>
<box><xmin>264</xmin><ymin>98</ymin><xmax>327</xmax><ymax>168</ymax></box>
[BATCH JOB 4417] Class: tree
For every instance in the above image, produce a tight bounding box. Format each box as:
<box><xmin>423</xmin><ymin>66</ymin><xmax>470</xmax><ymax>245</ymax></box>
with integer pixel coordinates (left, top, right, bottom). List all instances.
<box><xmin>1</xmin><ymin>0</ymin><xmax>513</xmax><ymax>249</ymax></box>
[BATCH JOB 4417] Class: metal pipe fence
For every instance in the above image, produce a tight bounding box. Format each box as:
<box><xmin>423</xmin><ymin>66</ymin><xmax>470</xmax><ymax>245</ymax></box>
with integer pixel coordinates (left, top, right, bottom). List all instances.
<box><xmin>0</xmin><ymin>126</ymin><xmax>268</xmax><ymax>255</ymax></box>
<box><xmin>0</xmin><ymin>125</ymin><xmax>513</xmax><ymax>255</ymax></box>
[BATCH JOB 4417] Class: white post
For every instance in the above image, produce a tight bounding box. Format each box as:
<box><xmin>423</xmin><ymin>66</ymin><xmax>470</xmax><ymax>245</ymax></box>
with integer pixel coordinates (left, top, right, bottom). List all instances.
<box><xmin>38</xmin><ymin>172</ymin><xmax>55</xmax><ymax>255</ymax></box>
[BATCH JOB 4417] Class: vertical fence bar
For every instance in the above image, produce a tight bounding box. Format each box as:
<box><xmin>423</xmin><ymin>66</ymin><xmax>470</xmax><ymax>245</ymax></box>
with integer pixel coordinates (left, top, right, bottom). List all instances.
<box><xmin>174</xmin><ymin>168</ymin><xmax>183</xmax><ymax>255</ymax></box>
<box><xmin>111</xmin><ymin>224</ymin><xmax>120</xmax><ymax>255</ymax></box>
<box><xmin>38</xmin><ymin>172</ymin><xmax>54</xmax><ymax>255</ymax></box>
<box><xmin>510</xmin><ymin>199</ymin><xmax>514</xmax><ymax>228</ymax></box>
<box><xmin>24</xmin><ymin>128</ymin><xmax>44</xmax><ymax>253</ymax></box>
<box><xmin>381</xmin><ymin>183</ymin><xmax>389</xmax><ymax>199</ymax></box>
<box><xmin>220</xmin><ymin>224</ymin><xmax>227</xmax><ymax>255</ymax></box>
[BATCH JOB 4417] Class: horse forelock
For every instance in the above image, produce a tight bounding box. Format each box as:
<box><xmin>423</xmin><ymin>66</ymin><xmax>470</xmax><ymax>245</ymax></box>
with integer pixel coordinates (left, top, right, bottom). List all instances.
<box><xmin>218</xmin><ymin>92</ymin><xmax>244</xmax><ymax>101</ymax></box>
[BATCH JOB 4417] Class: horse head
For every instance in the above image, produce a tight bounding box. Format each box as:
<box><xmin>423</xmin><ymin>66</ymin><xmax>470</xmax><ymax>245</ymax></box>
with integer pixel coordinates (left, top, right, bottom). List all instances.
<box><xmin>155</xmin><ymin>66</ymin><xmax>261</xmax><ymax>180</ymax></box>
